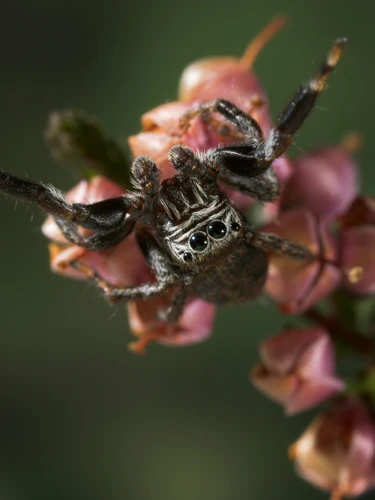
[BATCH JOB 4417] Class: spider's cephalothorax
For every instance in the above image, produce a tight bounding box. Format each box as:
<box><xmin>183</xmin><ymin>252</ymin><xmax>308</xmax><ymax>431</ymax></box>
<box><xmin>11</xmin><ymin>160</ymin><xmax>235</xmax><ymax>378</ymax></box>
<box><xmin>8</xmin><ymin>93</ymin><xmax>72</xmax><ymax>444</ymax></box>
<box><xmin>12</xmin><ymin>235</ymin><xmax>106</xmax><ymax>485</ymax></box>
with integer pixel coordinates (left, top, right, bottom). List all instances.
<box><xmin>0</xmin><ymin>38</ymin><xmax>346</xmax><ymax>320</ymax></box>
<box><xmin>155</xmin><ymin>149</ymin><xmax>244</xmax><ymax>271</ymax></box>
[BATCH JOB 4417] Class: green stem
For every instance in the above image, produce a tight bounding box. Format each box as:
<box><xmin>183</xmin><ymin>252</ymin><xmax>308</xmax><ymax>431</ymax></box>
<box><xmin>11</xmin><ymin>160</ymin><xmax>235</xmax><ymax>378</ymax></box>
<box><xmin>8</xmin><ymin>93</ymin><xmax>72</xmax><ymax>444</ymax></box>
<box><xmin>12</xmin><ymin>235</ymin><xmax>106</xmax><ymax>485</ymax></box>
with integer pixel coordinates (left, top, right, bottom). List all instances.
<box><xmin>304</xmin><ymin>308</ymin><xmax>375</xmax><ymax>360</ymax></box>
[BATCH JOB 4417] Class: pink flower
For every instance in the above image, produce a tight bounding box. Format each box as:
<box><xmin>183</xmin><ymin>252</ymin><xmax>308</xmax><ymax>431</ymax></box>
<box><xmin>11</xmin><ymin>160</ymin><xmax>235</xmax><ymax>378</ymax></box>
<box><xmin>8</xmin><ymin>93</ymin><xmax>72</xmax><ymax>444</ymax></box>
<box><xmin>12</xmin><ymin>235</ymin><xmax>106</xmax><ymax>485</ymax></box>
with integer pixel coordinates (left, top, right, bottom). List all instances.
<box><xmin>128</xmin><ymin>295</ymin><xmax>216</xmax><ymax>353</ymax></box>
<box><xmin>289</xmin><ymin>397</ymin><xmax>375</xmax><ymax>499</ymax></box>
<box><xmin>129</xmin><ymin>102</ymin><xmax>191</xmax><ymax>180</ymax></box>
<box><xmin>128</xmin><ymin>18</ymin><xmax>293</xmax><ymax>216</ymax></box>
<box><xmin>340</xmin><ymin>225</ymin><xmax>375</xmax><ymax>295</ymax></box>
<box><xmin>42</xmin><ymin>176</ymin><xmax>147</xmax><ymax>286</ymax></box>
<box><xmin>178</xmin><ymin>16</ymin><xmax>287</xmax><ymax>135</ymax></box>
<box><xmin>339</xmin><ymin>195</ymin><xmax>375</xmax><ymax>227</ymax></box>
<box><xmin>281</xmin><ymin>145</ymin><xmax>359</xmax><ymax>221</ymax></box>
<box><xmin>263</xmin><ymin>208</ymin><xmax>341</xmax><ymax>314</ymax></box>
<box><xmin>41</xmin><ymin>175</ymin><xmax>216</xmax><ymax>351</ymax></box>
<box><xmin>338</xmin><ymin>195</ymin><xmax>375</xmax><ymax>295</ymax></box>
<box><xmin>178</xmin><ymin>57</ymin><xmax>271</xmax><ymax>133</ymax></box>
<box><xmin>251</xmin><ymin>328</ymin><xmax>345</xmax><ymax>415</ymax></box>
<box><xmin>128</xmin><ymin>101</ymin><xmax>292</xmax><ymax>215</ymax></box>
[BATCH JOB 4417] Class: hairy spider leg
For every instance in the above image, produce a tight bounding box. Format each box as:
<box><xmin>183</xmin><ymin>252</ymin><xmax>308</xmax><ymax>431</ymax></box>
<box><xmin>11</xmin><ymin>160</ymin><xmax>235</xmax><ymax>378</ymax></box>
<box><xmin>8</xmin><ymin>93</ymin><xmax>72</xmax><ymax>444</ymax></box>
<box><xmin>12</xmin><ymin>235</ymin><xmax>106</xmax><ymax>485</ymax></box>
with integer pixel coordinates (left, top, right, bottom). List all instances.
<box><xmin>179</xmin><ymin>38</ymin><xmax>347</xmax><ymax>202</ymax></box>
<box><xmin>49</xmin><ymin>154</ymin><xmax>161</xmax><ymax>251</ymax></box>
<box><xmin>0</xmin><ymin>154</ymin><xmax>165</xmax><ymax>251</ymax></box>
<box><xmin>180</xmin><ymin>98</ymin><xmax>281</xmax><ymax>201</ymax></box>
<box><xmin>71</xmin><ymin>228</ymin><xmax>187</xmax><ymax>309</ymax></box>
<box><xmin>54</xmin><ymin>217</ymin><xmax>135</xmax><ymax>251</ymax></box>
<box><xmin>0</xmin><ymin>171</ymin><xmax>133</xmax><ymax>246</ymax></box>
<box><xmin>245</xmin><ymin>230</ymin><xmax>315</xmax><ymax>261</ymax></box>
<box><xmin>266</xmin><ymin>37</ymin><xmax>347</xmax><ymax>158</ymax></box>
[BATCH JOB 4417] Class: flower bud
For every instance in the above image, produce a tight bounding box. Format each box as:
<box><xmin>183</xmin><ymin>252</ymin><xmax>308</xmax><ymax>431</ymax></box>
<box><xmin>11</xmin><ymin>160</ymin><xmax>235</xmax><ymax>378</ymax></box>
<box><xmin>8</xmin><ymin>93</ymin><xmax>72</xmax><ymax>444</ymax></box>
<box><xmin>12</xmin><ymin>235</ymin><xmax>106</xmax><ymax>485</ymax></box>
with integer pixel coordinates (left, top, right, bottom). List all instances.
<box><xmin>251</xmin><ymin>328</ymin><xmax>344</xmax><ymax>415</ymax></box>
<box><xmin>264</xmin><ymin>208</ymin><xmax>341</xmax><ymax>313</ymax></box>
<box><xmin>289</xmin><ymin>397</ymin><xmax>375</xmax><ymax>499</ymax></box>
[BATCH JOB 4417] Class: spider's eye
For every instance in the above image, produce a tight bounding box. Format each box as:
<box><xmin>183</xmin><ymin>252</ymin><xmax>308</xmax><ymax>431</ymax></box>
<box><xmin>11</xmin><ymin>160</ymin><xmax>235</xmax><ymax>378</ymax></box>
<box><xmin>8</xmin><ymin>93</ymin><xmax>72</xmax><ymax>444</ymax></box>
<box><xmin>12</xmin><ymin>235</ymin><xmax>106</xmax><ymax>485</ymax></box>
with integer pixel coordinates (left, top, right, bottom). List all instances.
<box><xmin>183</xmin><ymin>251</ymin><xmax>193</xmax><ymax>263</ymax></box>
<box><xmin>231</xmin><ymin>222</ymin><xmax>241</xmax><ymax>232</ymax></box>
<box><xmin>207</xmin><ymin>220</ymin><xmax>227</xmax><ymax>240</ymax></box>
<box><xmin>189</xmin><ymin>232</ymin><xmax>208</xmax><ymax>252</ymax></box>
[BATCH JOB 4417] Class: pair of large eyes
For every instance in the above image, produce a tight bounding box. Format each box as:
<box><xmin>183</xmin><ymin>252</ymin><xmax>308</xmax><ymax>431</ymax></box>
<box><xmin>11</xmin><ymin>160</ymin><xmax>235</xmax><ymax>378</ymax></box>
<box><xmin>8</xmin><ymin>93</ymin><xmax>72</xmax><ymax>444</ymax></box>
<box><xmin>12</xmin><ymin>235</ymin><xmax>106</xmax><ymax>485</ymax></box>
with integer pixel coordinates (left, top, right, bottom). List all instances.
<box><xmin>183</xmin><ymin>221</ymin><xmax>240</xmax><ymax>262</ymax></box>
<box><xmin>190</xmin><ymin>220</ymin><xmax>227</xmax><ymax>251</ymax></box>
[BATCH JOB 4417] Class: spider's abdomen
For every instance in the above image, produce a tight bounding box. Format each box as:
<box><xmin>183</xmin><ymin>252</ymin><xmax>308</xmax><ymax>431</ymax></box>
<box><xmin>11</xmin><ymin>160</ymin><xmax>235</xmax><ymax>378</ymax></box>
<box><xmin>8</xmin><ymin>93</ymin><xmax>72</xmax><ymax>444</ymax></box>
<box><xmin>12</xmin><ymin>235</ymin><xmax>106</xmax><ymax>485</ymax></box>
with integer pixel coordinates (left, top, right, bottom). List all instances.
<box><xmin>189</xmin><ymin>243</ymin><xmax>268</xmax><ymax>304</ymax></box>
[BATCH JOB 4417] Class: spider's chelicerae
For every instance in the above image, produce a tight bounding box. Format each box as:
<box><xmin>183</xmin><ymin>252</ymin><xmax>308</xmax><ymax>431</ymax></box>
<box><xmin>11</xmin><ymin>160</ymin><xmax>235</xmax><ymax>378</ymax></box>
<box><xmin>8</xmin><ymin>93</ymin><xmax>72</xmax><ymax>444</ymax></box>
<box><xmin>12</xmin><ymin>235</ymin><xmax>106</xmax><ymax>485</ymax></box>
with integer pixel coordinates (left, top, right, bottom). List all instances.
<box><xmin>0</xmin><ymin>39</ymin><xmax>346</xmax><ymax>322</ymax></box>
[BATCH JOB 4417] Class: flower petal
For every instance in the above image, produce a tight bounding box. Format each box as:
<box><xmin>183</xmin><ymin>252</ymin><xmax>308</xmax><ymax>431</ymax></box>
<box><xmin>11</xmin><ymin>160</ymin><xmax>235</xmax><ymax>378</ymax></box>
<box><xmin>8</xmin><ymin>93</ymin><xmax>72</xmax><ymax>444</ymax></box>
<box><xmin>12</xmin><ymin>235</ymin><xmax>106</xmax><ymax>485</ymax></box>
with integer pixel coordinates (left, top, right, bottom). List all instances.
<box><xmin>281</xmin><ymin>147</ymin><xmax>359</xmax><ymax>221</ymax></box>
<box><xmin>340</xmin><ymin>225</ymin><xmax>375</xmax><ymax>295</ymax></box>
<box><xmin>128</xmin><ymin>296</ymin><xmax>216</xmax><ymax>352</ymax></box>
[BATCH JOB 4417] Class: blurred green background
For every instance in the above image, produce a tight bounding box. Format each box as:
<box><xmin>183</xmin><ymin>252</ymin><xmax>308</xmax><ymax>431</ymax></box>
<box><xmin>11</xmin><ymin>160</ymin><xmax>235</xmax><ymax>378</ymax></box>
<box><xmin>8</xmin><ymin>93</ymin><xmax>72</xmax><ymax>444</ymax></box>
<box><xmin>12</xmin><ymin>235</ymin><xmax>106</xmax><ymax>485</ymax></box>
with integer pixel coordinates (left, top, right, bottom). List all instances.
<box><xmin>0</xmin><ymin>1</ymin><xmax>373</xmax><ymax>499</ymax></box>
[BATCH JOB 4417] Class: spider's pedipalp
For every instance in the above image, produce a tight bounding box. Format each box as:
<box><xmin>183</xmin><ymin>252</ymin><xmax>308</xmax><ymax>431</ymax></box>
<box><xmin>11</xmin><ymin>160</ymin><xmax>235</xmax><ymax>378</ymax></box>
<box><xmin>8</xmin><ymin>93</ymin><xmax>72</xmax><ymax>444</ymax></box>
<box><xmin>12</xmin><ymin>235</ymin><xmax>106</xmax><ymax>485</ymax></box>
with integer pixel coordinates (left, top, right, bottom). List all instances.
<box><xmin>168</xmin><ymin>145</ymin><xmax>196</xmax><ymax>171</ymax></box>
<box><xmin>131</xmin><ymin>155</ymin><xmax>160</xmax><ymax>197</ymax></box>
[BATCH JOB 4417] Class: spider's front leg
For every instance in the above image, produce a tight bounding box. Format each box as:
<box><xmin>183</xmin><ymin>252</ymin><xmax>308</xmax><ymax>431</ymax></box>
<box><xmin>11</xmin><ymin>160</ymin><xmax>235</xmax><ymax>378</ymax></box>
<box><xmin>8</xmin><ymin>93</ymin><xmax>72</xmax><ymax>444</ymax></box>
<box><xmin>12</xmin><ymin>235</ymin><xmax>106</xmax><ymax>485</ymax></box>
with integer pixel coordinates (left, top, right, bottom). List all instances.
<box><xmin>71</xmin><ymin>260</ymin><xmax>173</xmax><ymax>301</ymax></box>
<box><xmin>180</xmin><ymin>39</ymin><xmax>346</xmax><ymax>202</ymax></box>
<box><xmin>0</xmin><ymin>156</ymin><xmax>162</xmax><ymax>252</ymax></box>
<box><xmin>0</xmin><ymin>170</ymin><xmax>135</xmax><ymax>251</ymax></box>
<box><xmin>57</xmin><ymin>155</ymin><xmax>162</xmax><ymax>250</ymax></box>
<box><xmin>0</xmin><ymin>171</ymin><xmax>131</xmax><ymax>230</ymax></box>
<box><xmin>263</xmin><ymin>38</ymin><xmax>347</xmax><ymax>160</ymax></box>
<box><xmin>156</xmin><ymin>286</ymin><xmax>189</xmax><ymax>323</ymax></box>
<box><xmin>53</xmin><ymin>217</ymin><xmax>135</xmax><ymax>251</ymax></box>
<box><xmin>71</xmin><ymin>228</ymin><xmax>187</xmax><ymax>320</ymax></box>
<box><xmin>180</xmin><ymin>95</ymin><xmax>265</xmax><ymax>140</ymax></box>
<box><xmin>181</xmin><ymin>99</ymin><xmax>280</xmax><ymax>201</ymax></box>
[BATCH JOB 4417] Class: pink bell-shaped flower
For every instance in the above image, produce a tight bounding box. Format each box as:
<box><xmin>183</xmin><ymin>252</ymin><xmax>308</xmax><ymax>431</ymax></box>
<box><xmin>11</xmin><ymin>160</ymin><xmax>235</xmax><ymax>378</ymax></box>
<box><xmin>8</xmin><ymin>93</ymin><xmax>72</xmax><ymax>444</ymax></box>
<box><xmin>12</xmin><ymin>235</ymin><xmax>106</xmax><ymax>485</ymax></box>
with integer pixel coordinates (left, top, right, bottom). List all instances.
<box><xmin>41</xmin><ymin>175</ymin><xmax>217</xmax><ymax>351</ymax></box>
<box><xmin>281</xmin><ymin>140</ymin><xmax>360</xmax><ymax>221</ymax></box>
<box><xmin>251</xmin><ymin>328</ymin><xmax>345</xmax><ymax>415</ymax></box>
<box><xmin>340</xmin><ymin>225</ymin><xmax>375</xmax><ymax>295</ymax></box>
<box><xmin>337</xmin><ymin>195</ymin><xmax>375</xmax><ymax>294</ymax></box>
<box><xmin>264</xmin><ymin>208</ymin><xmax>341</xmax><ymax>314</ymax></box>
<box><xmin>289</xmin><ymin>397</ymin><xmax>375</xmax><ymax>499</ymax></box>
<box><xmin>178</xmin><ymin>16</ymin><xmax>288</xmax><ymax>133</ymax></box>
<box><xmin>129</xmin><ymin>17</ymin><xmax>293</xmax><ymax>216</ymax></box>
<box><xmin>339</xmin><ymin>195</ymin><xmax>375</xmax><ymax>227</ymax></box>
<box><xmin>41</xmin><ymin>176</ymin><xmax>148</xmax><ymax>286</ymax></box>
<box><xmin>128</xmin><ymin>294</ymin><xmax>216</xmax><ymax>353</ymax></box>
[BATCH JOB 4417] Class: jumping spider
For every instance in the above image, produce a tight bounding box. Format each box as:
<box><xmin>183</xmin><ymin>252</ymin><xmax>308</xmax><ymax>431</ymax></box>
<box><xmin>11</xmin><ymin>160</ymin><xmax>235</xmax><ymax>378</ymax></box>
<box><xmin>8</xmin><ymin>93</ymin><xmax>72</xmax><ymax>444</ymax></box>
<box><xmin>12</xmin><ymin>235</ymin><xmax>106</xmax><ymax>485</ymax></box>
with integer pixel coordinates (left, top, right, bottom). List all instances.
<box><xmin>0</xmin><ymin>39</ymin><xmax>346</xmax><ymax>323</ymax></box>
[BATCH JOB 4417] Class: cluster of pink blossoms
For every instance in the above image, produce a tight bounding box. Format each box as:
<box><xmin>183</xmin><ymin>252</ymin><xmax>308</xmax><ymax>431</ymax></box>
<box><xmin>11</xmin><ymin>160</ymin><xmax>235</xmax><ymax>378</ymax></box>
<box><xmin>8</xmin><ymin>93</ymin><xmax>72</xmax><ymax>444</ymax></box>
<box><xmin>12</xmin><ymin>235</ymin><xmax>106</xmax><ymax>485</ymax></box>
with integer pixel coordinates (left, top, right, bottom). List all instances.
<box><xmin>41</xmin><ymin>19</ymin><xmax>375</xmax><ymax>500</ymax></box>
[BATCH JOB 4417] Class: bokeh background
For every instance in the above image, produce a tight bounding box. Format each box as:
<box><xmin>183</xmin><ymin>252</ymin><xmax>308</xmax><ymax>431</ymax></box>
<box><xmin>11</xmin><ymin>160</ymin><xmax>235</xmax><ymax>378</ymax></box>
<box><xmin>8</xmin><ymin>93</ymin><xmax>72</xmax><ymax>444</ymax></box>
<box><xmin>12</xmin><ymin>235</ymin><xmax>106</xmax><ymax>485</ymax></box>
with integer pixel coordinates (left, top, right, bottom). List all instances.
<box><xmin>0</xmin><ymin>1</ymin><xmax>373</xmax><ymax>499</ymax></box>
